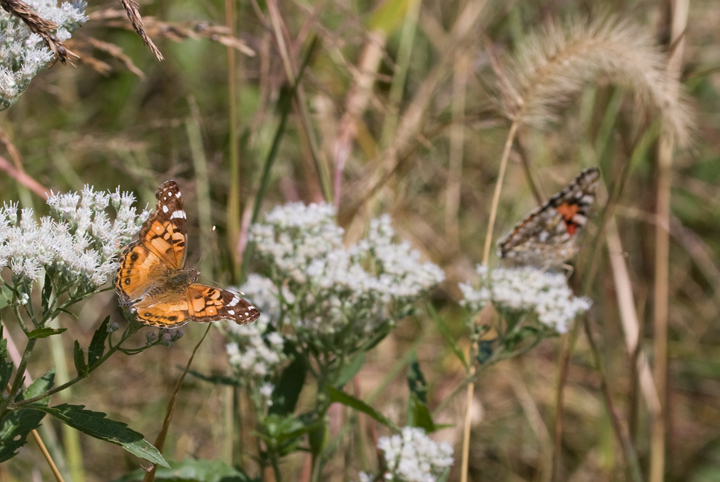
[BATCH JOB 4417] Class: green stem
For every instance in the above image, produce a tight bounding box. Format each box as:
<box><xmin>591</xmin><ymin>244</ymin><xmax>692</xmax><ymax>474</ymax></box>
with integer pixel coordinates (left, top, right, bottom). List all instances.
<box><xmin>10</xmin><ymin>323</ymin><xmax>138</xmax><ymax>409</ymax></box>
<box><xmin>0</xmin><ymin>337</ymin><xmax>37</xmax><ymax>416</ymax></box>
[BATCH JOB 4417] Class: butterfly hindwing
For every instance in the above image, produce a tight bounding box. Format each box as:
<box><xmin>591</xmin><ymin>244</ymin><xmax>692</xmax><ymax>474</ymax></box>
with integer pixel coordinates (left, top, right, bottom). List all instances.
<box><xmin>186</xmin><ymin>284</ymin><xmax>261</xmax><ymax>325</ymax></box>
<box><xmin>131</xmin><ymin>290</ymin><xmax>192</xmax><ymax>328</ymax></box>
<box><xmin>497</xmin><ymin>167</ymin><xmax>600</xmax><ymax>267</ymax></box>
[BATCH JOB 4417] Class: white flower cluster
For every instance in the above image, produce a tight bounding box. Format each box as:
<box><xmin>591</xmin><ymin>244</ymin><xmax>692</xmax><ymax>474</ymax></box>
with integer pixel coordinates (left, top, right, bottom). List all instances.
<box><xmin>459</xmin><ymin>265</ymin><xmax>592</xmax><ymax>333</ymax></box>
<box><xmin>360</xmin><ymin>427</ymin><xmax>453</xmax><ymax>482</ymax></box>
<box><xmin>0</xmin><ymin>185</ymin><xmax>147</xmax><ymax>291</ymax></box>
<box><xmin>225</xmin><ymin>274</ymin><xmax>285</xmax><ymax>408</ymax></box>
<box><xmin>248</xmin><ymin>203</ymin><xmax>445</xmax><ymax>353</ymax></box>
<box><xmin>0</xmin><ymin>0</ymin><xmax>87</xmax><ymax>109</ymax></box>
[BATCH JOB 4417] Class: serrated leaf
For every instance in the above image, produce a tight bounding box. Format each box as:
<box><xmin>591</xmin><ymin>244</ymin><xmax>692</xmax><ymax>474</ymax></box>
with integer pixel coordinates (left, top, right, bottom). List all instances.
<box><xmin>334</xmin><ymin>353</ymin><xmax>365</xmax><ymax>389</ymax></box>
<box><xmin>87</xmin><ymin>316</ymin><xmax>110</xmax><ymax>367</ymax></box>
<box><xmin>0</xmin><ymin>407</ymin><xmax>46</xmax><ymax>462</ymax></box>
<box><xmin>111</xmin><ymin>458</ymin><xmax>258</xmax><ymax>482</ymax></box>
<box><xmin>327</xmin><ymin>386</ymin><xmax>398</xmax><ymax>431</ymax></box>
<box><xmin>269</xmin><ymin>357</ymin><xmax>306</xmax><ymax>416</ymax></box>
<box><xmin>37</xmin><ymin>404</ymin><xmax>169</xmax><ymax>467</ymax></box>
<box><xmin>73</xmin><ymin>340</ymin><xmax>88</xmax><ymax>377</ymax></box>
<box><xmin>16</xmin><ymin>368</ymin><xmax>55</xmax><ymax>404</ymax></box>
<box><xmin>27</xmin><ymin>327</ymin><xmax>67</xmax><ymax>339</ymax></box>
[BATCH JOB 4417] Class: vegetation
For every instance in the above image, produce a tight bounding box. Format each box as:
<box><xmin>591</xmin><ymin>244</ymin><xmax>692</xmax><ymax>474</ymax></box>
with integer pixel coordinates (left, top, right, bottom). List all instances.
<box><xmin>0</xmin><ymin>0</ymin><xmax>718</xmax><ymax>481</ymax></box>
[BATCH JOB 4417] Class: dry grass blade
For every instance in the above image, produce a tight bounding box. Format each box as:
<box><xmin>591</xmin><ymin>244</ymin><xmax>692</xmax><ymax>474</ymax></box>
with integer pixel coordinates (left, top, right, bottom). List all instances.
<box><xmin>86</xmin><ymin>37</ymin><xmax>145</xmax><ymax>78</ymax></box>
<box><xmin>499</xmin><ymin>14</ymin><xmax>695</xmax><ymax>147</ymax></box>
<box><xmin>117</xmin><ymin>0</ymin><xmax>164</xmax><ymax>61</ymax></box>
<box><xmin>89</xmin><ymin>9</ymin><xmax>255</xmax><ymax>56</ymax></box>
<box><xmin>0</xmin><ymin>0</ymin><xmax>77</xmax><ymax>64</ymax></box>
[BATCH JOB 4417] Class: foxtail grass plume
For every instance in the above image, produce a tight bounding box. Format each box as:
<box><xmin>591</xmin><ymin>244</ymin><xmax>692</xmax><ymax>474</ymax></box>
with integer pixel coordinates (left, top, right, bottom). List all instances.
<box><xmin>498</xmin><ymin>13</ymin><xmax>694</xmax><ymax>146</ymax></box>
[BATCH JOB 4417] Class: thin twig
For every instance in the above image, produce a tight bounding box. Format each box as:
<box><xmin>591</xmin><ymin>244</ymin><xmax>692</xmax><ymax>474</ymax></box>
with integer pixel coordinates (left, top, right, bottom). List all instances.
<box><xmin>143</xmin><ymin>324</ymin><xmax>213</xmax><ymax>482</ymax></box>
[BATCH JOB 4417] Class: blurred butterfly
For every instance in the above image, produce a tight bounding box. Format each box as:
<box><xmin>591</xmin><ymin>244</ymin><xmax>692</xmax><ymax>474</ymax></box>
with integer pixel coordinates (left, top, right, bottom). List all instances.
<box><xmin>497</xmin><ymin>167</ymin><xmax>600</xmax><ymax>267</ymax></box>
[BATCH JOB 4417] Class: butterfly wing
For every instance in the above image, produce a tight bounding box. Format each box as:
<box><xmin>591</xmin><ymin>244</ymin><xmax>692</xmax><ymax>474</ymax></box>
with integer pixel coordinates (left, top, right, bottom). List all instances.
<box><xmin>115</xmin><ymin>241</ymin><xmax>166</xmax><ymax>305</ymax></box>
<box><xmin>497</xmin><ymin>167</ymin><xmax>600</xmax><ymax>267</ymax></box>
<box><xmin>115</xmin><ymin>180</ymin><xmax>188</xmax><ymax>304</ymax></box>
<box><xmin>129</xmin><ymin>289</ymin><xmax>193</xmax><ymax>328</ymax></box>
<box><xmin>186</xmin><ymin>284</ymin><xmax>261</xmax><ymax>325</ymax></box>
<box><xmin>137</xmin><ymin>180</ymin><xmax>188</xmax><ymax>271</ymax></box>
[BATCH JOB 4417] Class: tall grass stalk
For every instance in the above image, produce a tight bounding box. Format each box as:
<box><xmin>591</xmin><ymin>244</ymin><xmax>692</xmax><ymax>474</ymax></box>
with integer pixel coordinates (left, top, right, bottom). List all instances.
<box><xmin>652</xmin><ymin>2</ymin><xmax>689</xmax><ymax>480</ymax></box>
<box><xmin>225</xmin><ymin>0</ymin><xmax>241</xmax><ymax>280</ymax></box>
<box><xmin>186</xmin><ymin>97</ymin><xmax>214</xmax><ymax>281</ymax></box>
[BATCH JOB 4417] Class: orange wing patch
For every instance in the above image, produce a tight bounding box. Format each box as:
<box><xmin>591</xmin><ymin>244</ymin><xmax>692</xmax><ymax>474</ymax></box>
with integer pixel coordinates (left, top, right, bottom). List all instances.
<box><xmin>116</xmin><ymin>244</ymin><xmax>165</xmax><ymax>304</ymax></box>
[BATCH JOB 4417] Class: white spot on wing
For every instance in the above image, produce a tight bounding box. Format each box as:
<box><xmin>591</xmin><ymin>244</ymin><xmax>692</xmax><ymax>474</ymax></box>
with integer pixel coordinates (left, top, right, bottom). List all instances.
<box><xmin>176</xmin><ymin>192</ymin><xmax>182</xmax><ymax>198</ymax></box>
<box><xmin>228</xmin><ymin>297</ymin><xmax>239</xmax><ymax>307</ymax></box>
<box><xmin>162</xmin><ymin>205</ymin><xmax>169</xmax><ymax>213</ymax></box>
<box><xmin>228</xmin><ymin>310</ymin><xmax>235</xmax><ymax>315</ymax></box>
<box><xmin>170</xmin><ymin>210</ymin><xmax>186</xmax><ymax>219</ymax></box>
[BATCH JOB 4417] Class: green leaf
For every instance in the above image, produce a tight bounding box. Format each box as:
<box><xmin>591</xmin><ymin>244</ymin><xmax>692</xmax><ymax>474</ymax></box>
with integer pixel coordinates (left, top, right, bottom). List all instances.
<box><xmin>0</xmin><ymin>371</ymin><xmax>55</xmax><ymax>461</ymax></box>
<box><xmin>407</xmin><ymin>354</ymin><xmax>428</xmax><ymax>403</ymax></box>
<box><xmin>87</xmin><ymin>316</ymin><xmax>110</xmax><ymax>367</ymax></box>
<box><xmin>0</xmin><ymin>285</ymin><xmax>11</xmax><ymax>309</ymax></box>
<box><xmin>17</xmin><ymin>368</ymin><xmax>55</xmax><ymax>404</ymax></box>
<box><xmin>27</xmin><ymin>327</ymin><xmax>67</xmax><ymax>339</ymax></box>
<box><xmin>407</xmin><ymin>392</ymin><xmax>436</xmax><ymax>433</ymax></box>
<box><xmin>269</xmin><ymin>357</ymin><xmax>306</xmax><ymax>415</ymax></box>
<box><xmin>111</xmin><ymin>458</ymin><xmax>258</xmax><ymax>482</ymax></box>
<box><xmin>327</xmin><ymin>386</ymin><xmax>398</xmax><ymax>431</ymax></box>
<box><xmin>334</xmin><ymin>352</ymin><xmax>365</xmax><ymax>389</ymax></box>
<box><xmin>476</xmin><ymin>338</ymin><xmax>495</xmax><ymax>364</ymax></box>
<box><xmin>0</xmin><ymin>407</ymin><xmax>46</xmax><ymax>462</ymax></box>
<box><xmin>0</xmin><ymin>325</ymin><xmax>13</xmax><ymax>389</ymax></box>
<box><xmin>366</xmin><ymin>0</ymin><xmax>415</xmax><ymax>34</ymax></box>
<box><xmin>41</xmin><ymin>271</ymin><xmax>52</xmax><ymax>313</ymax></box>
<box><xmin>37</xmin><ymin>404</ymin><xmax>169</xmax><ymax>467</ymax></box>
<box><xmin>73</xmin><ymin>340</ymin><xmax>88</xmax><ymax>377</ymax></box>
<box><xmin>428</xmin><ymin>303</ymin><xmax>467</xmax><ymax>367</ymax></box>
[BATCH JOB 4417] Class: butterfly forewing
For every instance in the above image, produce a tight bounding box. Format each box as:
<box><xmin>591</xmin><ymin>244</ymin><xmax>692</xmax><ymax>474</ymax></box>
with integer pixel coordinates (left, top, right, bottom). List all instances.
<box><xmin>138</xmin><ymin>180</ymin><xmax>188</xmax><ymax>271</ymax></box>
<box><xmin>497</xmin><ymin>167</ymin><xmax>600</xmax><ymax>267</ymax></box>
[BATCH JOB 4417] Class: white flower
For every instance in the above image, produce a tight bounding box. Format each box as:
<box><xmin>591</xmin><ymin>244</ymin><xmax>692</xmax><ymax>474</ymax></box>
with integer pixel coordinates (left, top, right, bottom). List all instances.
<box><xmin>0</xmin><ymin>186</ymin><xmax>145</xmax><ymax>292</ymax></box>
<box><xmin>460</xmin><ymin>265</ymin><xmax>591</xmax><ymax>333</ymax></box>
<box><xmin>376</xmin><ymin>427</ymin><xmax>453</xmax><ymax>482</ymax></box>
<box><xmin>249</xmin><ymin>203</ymin><xmax>445</xmax><ymax>354</ymax></box>
<box><xmin>0</xmin><ymin>0</ymin><xmax>87</xmax><ymax>109</ymax></box>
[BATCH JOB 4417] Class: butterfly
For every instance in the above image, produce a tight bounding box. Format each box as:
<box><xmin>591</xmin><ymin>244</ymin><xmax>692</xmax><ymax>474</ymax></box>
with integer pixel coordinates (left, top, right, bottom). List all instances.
<box><xmin>497</xmin><ymin>167</ymin><xmax>600</xmax><ymax>268</ymax></box>
<box><xmin>115</xmin><ymin>180</ymin><xmax>260</xmax><ymax>328</ymax></box>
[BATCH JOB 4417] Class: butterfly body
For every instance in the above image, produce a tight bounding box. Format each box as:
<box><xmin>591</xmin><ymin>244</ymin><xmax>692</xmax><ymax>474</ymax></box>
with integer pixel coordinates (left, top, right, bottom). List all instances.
<box><xmin>115</xmin><ymin>181</ymin><xmax>260</xmax><ymax>328</ymax></box>
<box><xmin>497</xmin><ymin>167</ymin><xmax>600</xmax><ymax>268</ymax></box>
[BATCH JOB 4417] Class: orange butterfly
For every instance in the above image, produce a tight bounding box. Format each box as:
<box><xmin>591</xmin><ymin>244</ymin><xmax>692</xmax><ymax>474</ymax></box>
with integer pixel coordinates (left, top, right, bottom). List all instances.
<box><xmin>115</xmin><ymin>181</ymin><xmax>260</xmax><ymax>328</ymax></box>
